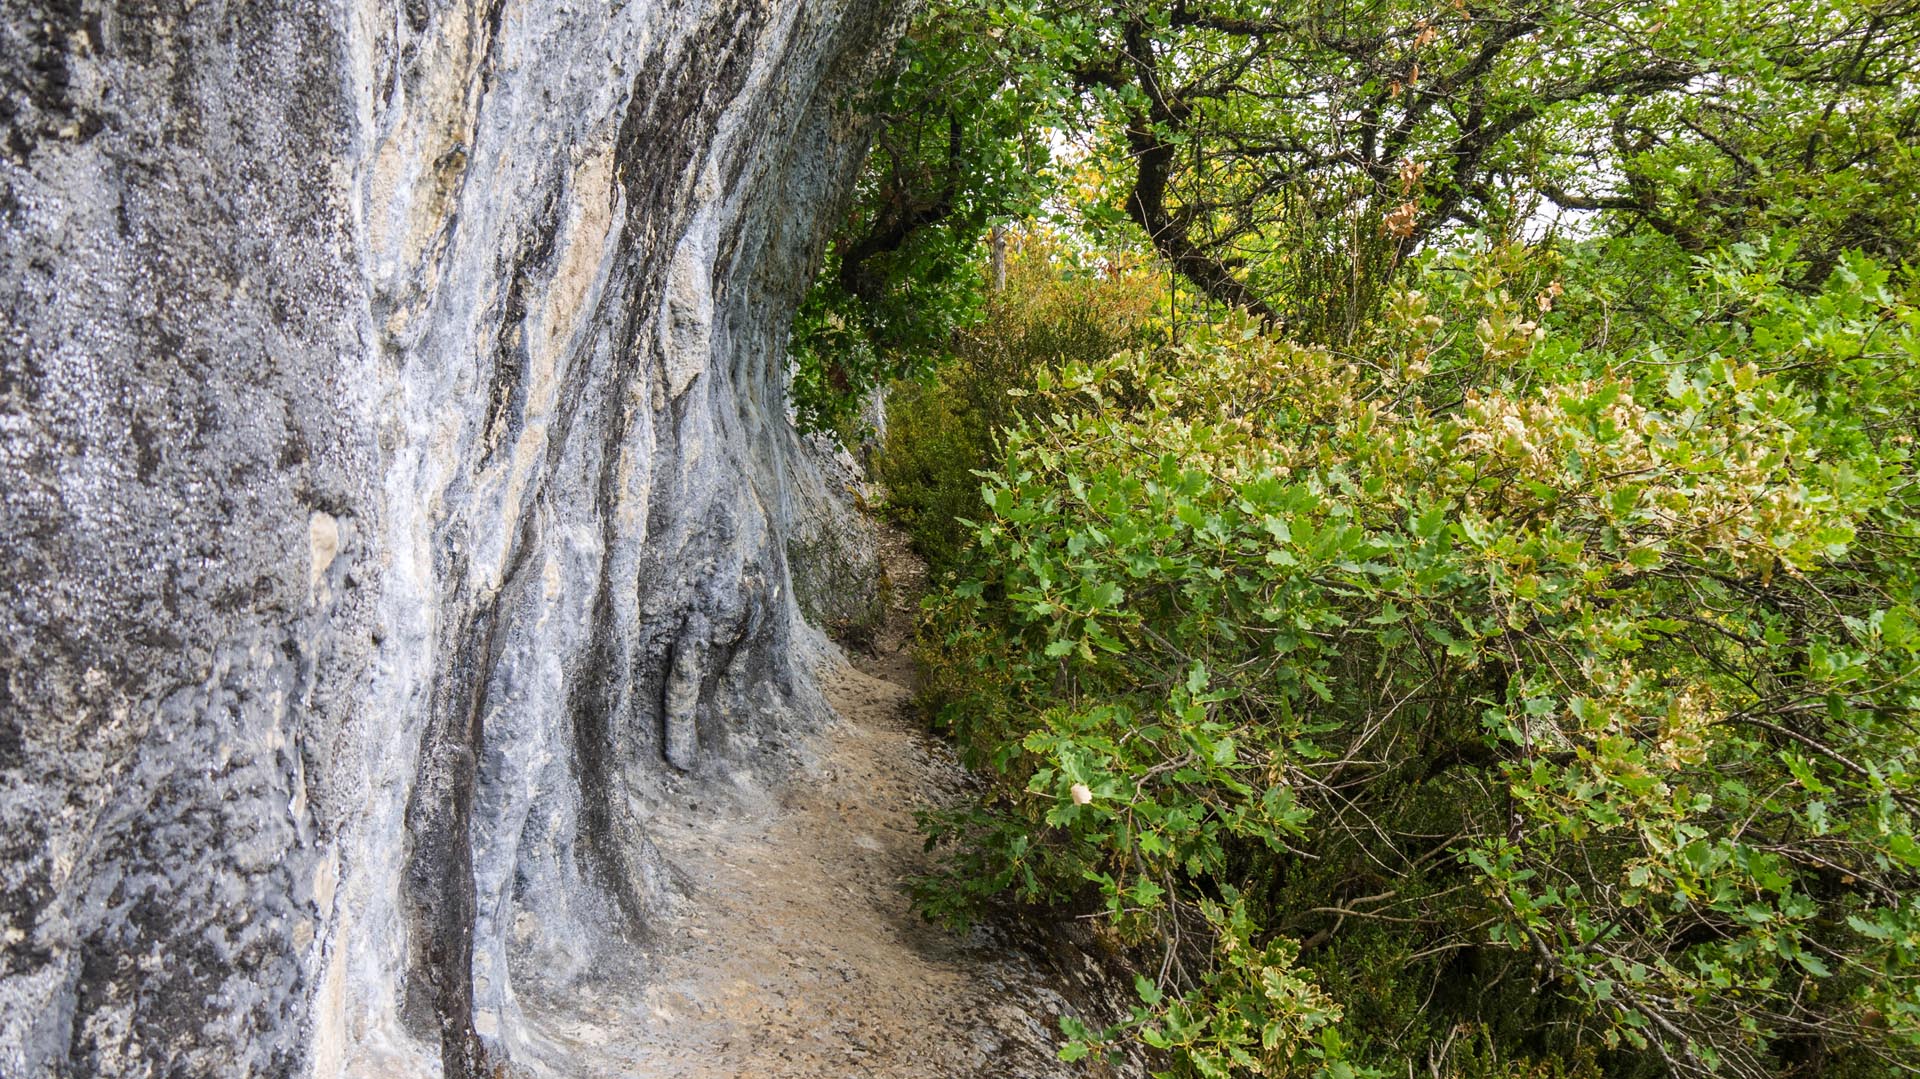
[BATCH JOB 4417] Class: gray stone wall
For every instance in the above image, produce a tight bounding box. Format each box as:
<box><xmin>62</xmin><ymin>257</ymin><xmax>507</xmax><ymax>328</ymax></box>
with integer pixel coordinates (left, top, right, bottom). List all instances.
<box><xmin>0</xmin><ymin>0</ymin><xmax>897</xmax><ymax>1074</ymax></box>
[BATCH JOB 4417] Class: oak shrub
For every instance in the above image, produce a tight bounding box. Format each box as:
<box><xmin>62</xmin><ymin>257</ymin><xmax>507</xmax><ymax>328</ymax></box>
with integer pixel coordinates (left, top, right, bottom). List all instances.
<box><xmin>910</xmin><ymin>240</ymin><xmax>1920</xmax><ymax>1078</ymax></box>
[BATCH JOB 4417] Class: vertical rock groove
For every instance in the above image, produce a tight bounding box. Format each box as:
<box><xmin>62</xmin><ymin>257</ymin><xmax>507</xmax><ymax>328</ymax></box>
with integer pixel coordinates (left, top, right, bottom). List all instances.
<box><xmin>401</xmin><ymin>593</ymin><xmax>494</xmax><ymax>1079</ymax></box>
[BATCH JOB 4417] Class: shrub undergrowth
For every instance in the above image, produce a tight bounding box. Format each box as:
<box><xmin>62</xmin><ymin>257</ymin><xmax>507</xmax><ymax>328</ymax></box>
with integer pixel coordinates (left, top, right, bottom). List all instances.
<box><xmin>907</xmin><ymin>239</ymin><xmax>1920</xmax><ymax>1078</ymax></box>
<box><xmin>874</xmin><ymin>233</ymin><xmax>1164</xmax><ymax>572</ymax></box>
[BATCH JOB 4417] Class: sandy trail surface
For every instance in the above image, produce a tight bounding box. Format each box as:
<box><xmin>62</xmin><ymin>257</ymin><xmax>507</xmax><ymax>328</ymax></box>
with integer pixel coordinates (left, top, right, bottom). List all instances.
<box><xmin>524</xmin><ymin>529</ymin><xmax>1139</xmax><ymax>1078</ymax></box>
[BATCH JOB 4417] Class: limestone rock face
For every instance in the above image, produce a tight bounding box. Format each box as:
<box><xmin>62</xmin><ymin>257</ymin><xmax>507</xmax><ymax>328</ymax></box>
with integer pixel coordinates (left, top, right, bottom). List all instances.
<box><xmin>0</xmin><ymin>0</ymin><xmax>896</xmax><ymax>1074</ymax></box>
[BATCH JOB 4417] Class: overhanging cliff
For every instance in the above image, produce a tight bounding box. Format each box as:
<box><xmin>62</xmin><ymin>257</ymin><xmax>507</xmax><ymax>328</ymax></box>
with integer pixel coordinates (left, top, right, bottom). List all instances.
<box><xmin>0</xmin><ymin>0</ymin><xmax>900</xmax><ymax>1074</ymax></box>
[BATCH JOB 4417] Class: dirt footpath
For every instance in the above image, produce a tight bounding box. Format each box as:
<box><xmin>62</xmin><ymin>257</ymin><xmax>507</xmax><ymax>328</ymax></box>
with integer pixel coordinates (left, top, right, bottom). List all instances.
<box><xmin>527</xmin><ymin>527</ymin><xmax>1140</xmax><ymax>1079</ymax></box>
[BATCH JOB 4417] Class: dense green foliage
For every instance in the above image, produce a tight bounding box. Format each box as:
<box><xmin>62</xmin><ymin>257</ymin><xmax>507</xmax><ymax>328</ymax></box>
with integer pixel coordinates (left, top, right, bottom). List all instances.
<box><xmin>875</xmin><ymin>235</ymin><xmax>1164</xmax><ymax>568</ymax></box>
<box><xmin>796</xmin><ymin>0</ymin><xmax>1920</xmax><ymax>1073</ymax></box>
<box><xmin>787</xmin><ymin>0</ymin><xmax>1074</xmax><ymax>433</ymax></box>
<box><xmin>915</xmin><ymin>241</ymin><xmax>1920</xmax><ymax>1077</ymax></box>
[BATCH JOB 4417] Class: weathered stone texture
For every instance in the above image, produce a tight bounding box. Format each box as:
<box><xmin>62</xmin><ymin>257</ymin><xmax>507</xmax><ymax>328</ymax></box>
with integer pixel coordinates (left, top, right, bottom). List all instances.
<box><xmin>0</xmin><ymin>0</ymin><xmax>895</xmax><ymax>1074</ymax></box>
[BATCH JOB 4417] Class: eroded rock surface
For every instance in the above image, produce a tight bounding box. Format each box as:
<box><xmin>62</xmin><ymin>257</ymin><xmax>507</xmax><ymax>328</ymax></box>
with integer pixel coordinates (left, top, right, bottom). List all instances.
<box><xmin>0</xmin><ymin>0</ymin><xmax>897</xmax><ymax>1074</ymax></box>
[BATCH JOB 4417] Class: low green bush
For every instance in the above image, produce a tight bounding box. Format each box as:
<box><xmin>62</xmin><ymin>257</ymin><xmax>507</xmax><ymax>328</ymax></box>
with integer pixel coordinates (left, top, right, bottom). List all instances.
<box><xmin>913</xmin><ymin>239</ymin><xmax>1920</xmax><ymax>1078</ymax></box>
